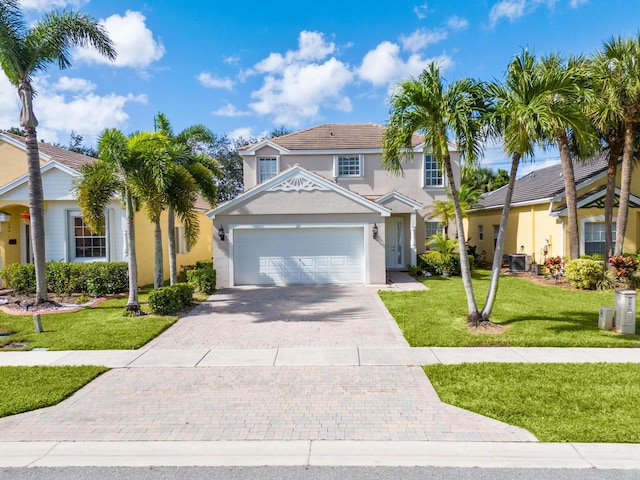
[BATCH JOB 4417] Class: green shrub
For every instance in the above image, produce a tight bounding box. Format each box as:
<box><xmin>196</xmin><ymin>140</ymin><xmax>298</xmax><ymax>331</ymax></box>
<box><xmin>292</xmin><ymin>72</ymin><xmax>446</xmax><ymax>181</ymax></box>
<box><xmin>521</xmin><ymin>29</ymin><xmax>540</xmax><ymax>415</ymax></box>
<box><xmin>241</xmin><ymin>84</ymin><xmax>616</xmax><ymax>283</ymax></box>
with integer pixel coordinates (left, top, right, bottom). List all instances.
<box><xmin>195</xmin><ymin>259</ymin><xmax>213</xmax><ymax>270</ymax></box>
<box><xmin>148</xmin><ymin>287</ymin><xmax>181</xmax><ymax>315</ymax></box>
<box><xmin>0</xmin><ymin>263</ymin><xmax>35</xmax><ymax>294</ymax></box>
<box><xmin>84</xmin><ymin>262</ymin><xmax>128</xmax><ymax>296</ymax></box>
<box><xmin>565</xmin><ymin>258</ymin><xmax>605</xmax><ymax>290</ymax></box>
<box><xmin>173</xmin><ymin>282</ymin><xmax>194</xmax><ymax>309</ymax></box>
<box><xmin>45</xmin><ymin>262</ymin><xmax>88</xmax><ymax>295</ymax></box>
<box><xmin>187</xmin><ymin>267</ymin><xmax>216</xmax><ymax>295</ymax></box>
<box><xmin>418</xmin><ymin>252</ymin><xmax>461</xmax><ymax>276</ymax></box>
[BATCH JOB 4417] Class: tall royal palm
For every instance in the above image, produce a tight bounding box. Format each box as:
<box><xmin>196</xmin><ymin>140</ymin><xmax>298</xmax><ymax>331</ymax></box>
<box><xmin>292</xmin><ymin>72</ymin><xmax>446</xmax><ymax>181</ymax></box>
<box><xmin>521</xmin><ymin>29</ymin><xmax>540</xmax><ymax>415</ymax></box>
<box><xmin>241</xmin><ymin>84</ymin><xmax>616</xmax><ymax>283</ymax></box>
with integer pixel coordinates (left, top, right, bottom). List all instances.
<box><xmin>482</xmin><ymin>50</ymin><xmax>579</xmax><ymax>320</ymax></box>
<box><xmin>593</xmin><ymin>35</ymin><xmax>640</xmax><ymax>256</ymax></box>
<box><xmin>537</xmin><ymin>54</ymin><xmax>598</xmax><ymax>260</ymax></box>
<box><xmin>382</xmin><ymin>63</ymin><xmax>486</xmax><ymax>324</ymax></box>
<box><xmin>74</xmin><ymin>129</ymin><xmax>144</xmax><ymax>313</ymax></box>
<box><xmin>0</xmin><ymin>0</ymin><xmax>115</xmax><ymax>303</ymax></box>
<box><xmin>154</xmin><ymin>113</ymin><xmax>219</xmax><ymax>285</ymax></box>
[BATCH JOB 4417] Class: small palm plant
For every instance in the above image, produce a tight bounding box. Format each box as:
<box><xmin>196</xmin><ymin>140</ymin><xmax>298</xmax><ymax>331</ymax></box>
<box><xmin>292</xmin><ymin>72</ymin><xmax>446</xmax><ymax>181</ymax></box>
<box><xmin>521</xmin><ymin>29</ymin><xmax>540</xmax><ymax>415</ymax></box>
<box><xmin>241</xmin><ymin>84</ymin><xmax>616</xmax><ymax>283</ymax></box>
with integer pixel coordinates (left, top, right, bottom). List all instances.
<box><xmin>425</xmin><ymin>233</ymin><xmax>459</xmax><ymax>276</ymax></box>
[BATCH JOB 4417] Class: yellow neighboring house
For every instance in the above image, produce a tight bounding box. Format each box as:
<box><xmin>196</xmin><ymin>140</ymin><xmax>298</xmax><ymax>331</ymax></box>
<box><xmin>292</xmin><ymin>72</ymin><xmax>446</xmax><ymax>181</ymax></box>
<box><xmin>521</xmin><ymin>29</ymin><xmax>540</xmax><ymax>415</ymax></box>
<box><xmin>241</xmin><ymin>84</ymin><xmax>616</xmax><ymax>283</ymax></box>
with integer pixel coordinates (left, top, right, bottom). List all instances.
<box><xmin>0</xmin><ymin>131</ymin><xmax>212</xmax><ymax>286</ymax></box>
<box><xmin>466</xmin><ymin>152</ymin><xmax>640</xmax><ymax>267</ymax></box>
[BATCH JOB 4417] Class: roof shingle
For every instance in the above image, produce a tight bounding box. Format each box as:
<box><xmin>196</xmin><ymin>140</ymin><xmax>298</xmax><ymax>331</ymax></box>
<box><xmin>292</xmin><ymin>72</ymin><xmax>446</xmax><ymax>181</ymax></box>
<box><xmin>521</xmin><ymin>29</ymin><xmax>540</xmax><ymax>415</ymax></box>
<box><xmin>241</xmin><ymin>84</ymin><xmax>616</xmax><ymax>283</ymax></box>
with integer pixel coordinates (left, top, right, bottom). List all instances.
<box><xmin>1</xmin><ymin>131</ymin><xmax>95</xmax><ymax>171</ymax></box>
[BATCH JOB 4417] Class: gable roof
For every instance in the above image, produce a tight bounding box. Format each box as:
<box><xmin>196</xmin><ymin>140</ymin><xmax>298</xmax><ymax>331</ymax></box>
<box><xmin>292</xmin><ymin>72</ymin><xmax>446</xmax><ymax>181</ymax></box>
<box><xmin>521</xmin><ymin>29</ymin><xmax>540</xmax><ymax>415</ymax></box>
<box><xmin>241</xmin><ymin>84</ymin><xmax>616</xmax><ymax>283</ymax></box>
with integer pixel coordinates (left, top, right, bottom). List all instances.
<box><xmin>475</xmin><ymin>151</ymin><xmax>612</xmax><ymax>210</ymax></box>
<box><xmin>206</xmin><ymin>165</ymin><xmax>391</xmax><ymax>218</ymax></box>
<box><xmin>551</xmin><ymin>185</ymin><xmax>640</xmax><ymax>216</ymax></box>
<box><xmin>375</xmin><ymin>191</ymin><xmax>423</xmax><ymax>210</ymax></box>
<box><xmin>241</xmin><ymin>123</ymin><xmax>425</xmax><ymax>152</ymax></box>
<box><xmin>0</xmin><ymin>131</ymin><xmax>95</xmax><ymax>172</ymax></box>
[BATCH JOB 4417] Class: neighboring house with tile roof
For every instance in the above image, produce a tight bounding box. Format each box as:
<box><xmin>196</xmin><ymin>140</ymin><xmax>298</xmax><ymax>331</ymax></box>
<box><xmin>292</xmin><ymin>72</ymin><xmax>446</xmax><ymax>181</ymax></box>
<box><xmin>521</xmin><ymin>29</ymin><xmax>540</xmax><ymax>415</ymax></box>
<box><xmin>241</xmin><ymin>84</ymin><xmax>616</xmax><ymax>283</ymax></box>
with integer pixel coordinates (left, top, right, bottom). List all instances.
<box><xmin>465</xmin><ymin>152</ymin><xmax>640</xmax><ymax>266</ymax></box>
<box><xmin>208</xmin><ymin>123</ymin><xmax>461</xmax><ymax>287</ymax></box>
<box><xmin>0</xmin><ymin>132</ymin><xmax>212</xmax><ymax>286</ymax></box>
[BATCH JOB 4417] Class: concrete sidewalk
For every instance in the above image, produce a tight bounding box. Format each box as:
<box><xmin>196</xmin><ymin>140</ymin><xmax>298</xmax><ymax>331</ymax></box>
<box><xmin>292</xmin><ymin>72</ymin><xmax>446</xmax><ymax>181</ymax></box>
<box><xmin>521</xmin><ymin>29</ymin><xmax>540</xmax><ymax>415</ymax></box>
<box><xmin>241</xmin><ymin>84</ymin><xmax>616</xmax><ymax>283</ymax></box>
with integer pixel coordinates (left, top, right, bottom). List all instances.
<box><xmin>1</xmin><ymin>346</ymin><xmax>639</xmax><ymax>367</ymax></box>
<box><xmin>1</xmin><ymin>440</ymin><xmax>640</xmax><ymax>468</ymax></box>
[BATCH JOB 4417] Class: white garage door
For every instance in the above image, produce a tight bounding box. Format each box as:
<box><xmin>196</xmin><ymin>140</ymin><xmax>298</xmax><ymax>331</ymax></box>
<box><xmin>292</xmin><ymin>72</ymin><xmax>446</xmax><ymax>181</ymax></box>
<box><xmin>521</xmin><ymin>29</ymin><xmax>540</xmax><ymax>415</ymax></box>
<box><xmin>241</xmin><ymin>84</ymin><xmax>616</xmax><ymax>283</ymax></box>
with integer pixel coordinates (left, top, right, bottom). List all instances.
<box><xmin>233</xmin><ymin>227</ymin><xmax>364</xmax><ymax>285</ymax></box>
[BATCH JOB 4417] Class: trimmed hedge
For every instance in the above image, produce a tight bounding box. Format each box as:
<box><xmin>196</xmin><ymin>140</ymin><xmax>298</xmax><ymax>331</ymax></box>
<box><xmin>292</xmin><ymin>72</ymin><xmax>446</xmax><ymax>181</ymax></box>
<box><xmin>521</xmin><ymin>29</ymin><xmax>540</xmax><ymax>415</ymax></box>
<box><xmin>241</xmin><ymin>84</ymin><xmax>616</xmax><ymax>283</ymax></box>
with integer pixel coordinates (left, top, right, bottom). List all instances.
<box><xmin>564</xmin><ymin>258</ymin><xmax>604</xmax><ymax>290</ymax></box>
<box><xmin>186</xmin><ymin>267</ymin><xmax>216</xmax><ymax>295</ymax></box>
<box><xmin>0</xmin><ymin>261</ymin><xmax>128</xmax><ymax>296</ymax></box>
<box><xmin>148</xmin><ymin>283</ymin><xmax>194</xmax><ymax>315</ymax></box>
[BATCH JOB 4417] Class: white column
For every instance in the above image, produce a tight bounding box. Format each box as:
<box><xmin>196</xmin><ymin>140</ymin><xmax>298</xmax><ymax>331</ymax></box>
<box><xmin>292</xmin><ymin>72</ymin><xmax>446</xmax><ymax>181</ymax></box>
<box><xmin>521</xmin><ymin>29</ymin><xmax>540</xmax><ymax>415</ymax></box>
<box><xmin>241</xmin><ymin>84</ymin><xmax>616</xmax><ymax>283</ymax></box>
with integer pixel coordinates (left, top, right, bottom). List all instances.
<box><xmin>410</xmin><ymin>211</ymin><xmax>417</xmax><ymax>266</ymax></box>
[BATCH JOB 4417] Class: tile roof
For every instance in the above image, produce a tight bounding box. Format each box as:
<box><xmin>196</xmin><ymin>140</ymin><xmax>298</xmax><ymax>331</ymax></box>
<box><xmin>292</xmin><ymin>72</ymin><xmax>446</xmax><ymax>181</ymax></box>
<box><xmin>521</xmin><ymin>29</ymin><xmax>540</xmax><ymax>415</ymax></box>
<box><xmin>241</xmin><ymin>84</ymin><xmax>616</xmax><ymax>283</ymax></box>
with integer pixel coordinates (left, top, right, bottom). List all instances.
<box><xmin>249</xmin><ymin>123</ymin><xmax>424</xmax><ymax>151</ymax></box>
<box><xmin>1</xmin><ymin>131</ymin><xmax>95</xmax><ymax>171</ymax></box>
<box><xmin>476</xmin><ymin>151</ymin><xmax>611</xmax><ymax>210</ymax></box>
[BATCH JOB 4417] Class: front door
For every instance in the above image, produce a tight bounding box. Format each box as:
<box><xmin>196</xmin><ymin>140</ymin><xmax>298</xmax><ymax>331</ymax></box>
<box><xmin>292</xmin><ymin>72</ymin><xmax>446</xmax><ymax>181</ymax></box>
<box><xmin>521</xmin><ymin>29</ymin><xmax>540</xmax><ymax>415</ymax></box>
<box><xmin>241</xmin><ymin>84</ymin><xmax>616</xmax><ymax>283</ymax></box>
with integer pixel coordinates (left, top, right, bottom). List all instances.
<box><xmin>385</xmin><ymin>217</ymin><xmax>404</xmax><ymax>268</ymax></box>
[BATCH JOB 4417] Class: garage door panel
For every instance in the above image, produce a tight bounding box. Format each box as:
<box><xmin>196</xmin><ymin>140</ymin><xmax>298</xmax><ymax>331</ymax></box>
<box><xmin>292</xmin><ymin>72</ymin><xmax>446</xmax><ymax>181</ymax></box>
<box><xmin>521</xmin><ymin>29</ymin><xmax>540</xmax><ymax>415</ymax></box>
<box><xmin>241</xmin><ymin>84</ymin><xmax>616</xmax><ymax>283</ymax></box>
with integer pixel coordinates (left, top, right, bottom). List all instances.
<box><xmin>233</xmin><ymin>227</ymin><xmax>364</xmax><ymax>285</ymax></box>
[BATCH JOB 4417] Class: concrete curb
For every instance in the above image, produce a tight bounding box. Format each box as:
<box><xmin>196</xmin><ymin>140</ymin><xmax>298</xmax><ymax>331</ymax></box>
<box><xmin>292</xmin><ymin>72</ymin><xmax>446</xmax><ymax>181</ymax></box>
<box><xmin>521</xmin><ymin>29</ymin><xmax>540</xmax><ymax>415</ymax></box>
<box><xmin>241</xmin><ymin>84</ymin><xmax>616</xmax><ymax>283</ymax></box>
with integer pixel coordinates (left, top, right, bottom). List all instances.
<box><xmin>1</xmin><ymin>441</ymin><xmax>639</xmax><ymax>468</ymax></box>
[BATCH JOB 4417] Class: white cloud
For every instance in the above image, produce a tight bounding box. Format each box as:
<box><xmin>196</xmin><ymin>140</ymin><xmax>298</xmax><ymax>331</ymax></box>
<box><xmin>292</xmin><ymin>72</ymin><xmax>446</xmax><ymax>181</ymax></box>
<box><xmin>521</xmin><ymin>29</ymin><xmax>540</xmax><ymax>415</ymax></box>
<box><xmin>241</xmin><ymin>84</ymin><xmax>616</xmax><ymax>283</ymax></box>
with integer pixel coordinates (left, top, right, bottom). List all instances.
<box><xmin>570</xmin><ymin>0</ymin><xmax>588</xmax><ymax>6</ymax></box>
<box><xmin>0</xmin><ymin>73</ymin><xmax>146</xmax><ymax>144</ymax></box>
<box><xmin>414</xmin><ymin>3</ymin><xmax>429</xmax><ymax>19</ymax></box>
<box><xmin>247</xmin><ymin>31</ymin><xmax>354</xmax><ymax>127</ymax></box>
<box><xmin>19</xmin><ymin>0</ymin><xmax>87</xmax><ymax>10</ymax></box>
<box><xmin>198</xmin><ymin>73</ymin><xmax>234</xmax><ymax>90</ymax></box>
<box><xmin>358</xmin><ymin>41</ymin><xmax>453</xmax><ymax>87</ymax></box>
<box><xmin>223</xmin><ymin>55</ymin><xmax>240</xmax><ymax>65</ymax></box>
<box><xmin>75</xmin><ymin>10</ymin><xmax>165</xmax><ymax>69</ymax></box>
<box><xmin>212</xmin><ymin>103</ymin><xmax>250</xmax><ymax>117</ymax></box>
<box><xmin>489</xmin><ymin>0</ymin><xmax>527</xmax><ymax>26</ymax></box>
<box><xmin>228</xmin><ymin>127</ymin><xmax>255</xmax><ymax>141</ymax></box>
<box><xmin>399</xmin><ymin>28</ymin><xmax>448</xmax><ymax>53</ymax></box>
<box><xmin>447</xmin><ymin>16</ymin><xmax>469</xmax><ymax>30</ymax></box>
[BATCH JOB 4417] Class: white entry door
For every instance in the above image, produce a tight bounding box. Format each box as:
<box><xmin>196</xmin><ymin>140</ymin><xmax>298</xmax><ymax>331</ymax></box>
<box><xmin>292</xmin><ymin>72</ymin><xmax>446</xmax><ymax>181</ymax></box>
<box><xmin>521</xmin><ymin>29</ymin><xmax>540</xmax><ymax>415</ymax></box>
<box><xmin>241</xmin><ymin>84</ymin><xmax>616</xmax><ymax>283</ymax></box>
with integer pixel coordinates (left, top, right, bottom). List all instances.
<box><xmin>233</xmin><ymin>227</ymin><xmax>365</xmax><ymax>285</ymax></box>
<box><xmin>385</xmin><ymin>217</ymin><xmax>404</xmax><ymax>268</ymax></box>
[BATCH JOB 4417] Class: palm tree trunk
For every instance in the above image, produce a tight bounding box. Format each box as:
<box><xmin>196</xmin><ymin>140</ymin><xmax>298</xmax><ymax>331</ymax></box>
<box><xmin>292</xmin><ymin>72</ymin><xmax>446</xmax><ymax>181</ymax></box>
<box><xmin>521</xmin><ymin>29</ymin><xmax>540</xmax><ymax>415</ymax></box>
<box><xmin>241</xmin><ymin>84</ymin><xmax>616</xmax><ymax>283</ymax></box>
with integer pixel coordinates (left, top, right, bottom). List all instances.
<box><xmin>481</xmin><ymin>152</ymin><xmax>521</xmax><ymax>321</ymax></box>
<box><xmin>604</xmin><ymin>139</ymin><xmax>622</xmax><ymax>265</ymax></box>
<box><xmin>167</xmin><ymin>206</ymin><xmax>177</xmax><ymax>285</ymax></box>
<box><xmin>557</xmin><ymin>130</ymin><xmax>579</xmax><ymax>259</ymax></box>
<box><xmin>614</xmin><ymin>123</ymin><xmax>635</xmax><ymax>255</ymax></box>
<box><xmin>124</xmin><ymin>193</ymin><xmax>140</xmax><ymax>312</ymax></box>
<box><xmin>154</xmin><ymin>219</ymin><xmax>163</xmax><ymax>289</ymax></box>
<box><xmin>24</xmin><ymin>127</ymin><xmax>48</xmax><ymax>304</ymax></box>
<box><xmin>442</xmin><ymin>155</ymin><xmax>480</xmax><ymax>323</ymax></box>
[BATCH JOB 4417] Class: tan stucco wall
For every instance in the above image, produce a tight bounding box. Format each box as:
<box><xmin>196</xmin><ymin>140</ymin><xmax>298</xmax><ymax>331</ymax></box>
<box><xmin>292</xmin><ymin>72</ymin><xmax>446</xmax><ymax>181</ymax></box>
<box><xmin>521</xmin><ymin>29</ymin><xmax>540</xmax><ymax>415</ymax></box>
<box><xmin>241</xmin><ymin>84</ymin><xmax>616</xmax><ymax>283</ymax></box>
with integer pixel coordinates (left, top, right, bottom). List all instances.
<box><xmin>134</xmin><ymin>209</ymin><xmax>212</xmax><ymax>287</ymax></box>
<box><xmin>213</xmin><ymin>212</ymin><xmax>386</xmax><ymax>288</ymax></box>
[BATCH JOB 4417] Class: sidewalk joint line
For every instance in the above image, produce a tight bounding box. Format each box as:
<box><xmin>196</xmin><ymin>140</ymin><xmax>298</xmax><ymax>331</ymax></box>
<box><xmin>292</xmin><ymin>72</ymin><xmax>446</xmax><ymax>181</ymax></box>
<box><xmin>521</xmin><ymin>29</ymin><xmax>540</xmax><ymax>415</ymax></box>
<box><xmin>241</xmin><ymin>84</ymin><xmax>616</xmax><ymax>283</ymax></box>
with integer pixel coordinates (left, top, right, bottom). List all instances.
<box><xmin>569</xmin><ymin>442</ymin><xmax>597</xmax><ymax>468</ymax></box>
<box><xmin>273</xmin><ymin>347</ymin><xmax>279</xmax><ymax>366</ymax></box>
<box><xmin>194</xmin><ymin>349</ymin><xmax>211</xmax><ymax>367</ymax></box>
<box><xmin>27</xmin><ymin>441</ymin><xmax>59</xmax><ymax>467</ymax></box>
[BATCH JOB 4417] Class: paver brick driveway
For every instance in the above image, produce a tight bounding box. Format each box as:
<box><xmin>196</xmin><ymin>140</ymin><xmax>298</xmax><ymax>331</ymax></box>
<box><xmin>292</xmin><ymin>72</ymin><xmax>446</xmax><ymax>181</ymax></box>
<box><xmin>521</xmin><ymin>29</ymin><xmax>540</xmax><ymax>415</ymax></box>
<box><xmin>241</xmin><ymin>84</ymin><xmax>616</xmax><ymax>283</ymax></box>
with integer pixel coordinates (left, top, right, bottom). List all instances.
<box><xmin>145</xmin><ymin>285</ymin><xmax>408</xmax><ymax>349</ymax></box>
<box><xmin>0</xmin><ymin>284</ymin><xmax>536</xmax><ymax>443</ymax></box>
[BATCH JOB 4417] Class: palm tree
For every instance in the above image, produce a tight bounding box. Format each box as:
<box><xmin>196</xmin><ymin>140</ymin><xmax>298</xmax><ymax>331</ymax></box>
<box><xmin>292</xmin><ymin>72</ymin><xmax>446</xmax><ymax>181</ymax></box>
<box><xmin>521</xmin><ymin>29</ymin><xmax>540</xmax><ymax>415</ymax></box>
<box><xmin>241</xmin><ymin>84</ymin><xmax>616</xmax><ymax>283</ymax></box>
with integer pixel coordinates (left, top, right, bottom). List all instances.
<box><xmin>74</xmin><ymin>129</ymin><xmax>145</xmax><ymax>314</ymax></box>
<box><xmin>537</xmin><ymin>54</ymin><xmax>599</xmax><ymax>260</ymax></box>
<box><xmin>593</xmin><ymin>35</ymin><xmax>640</xmax><ymax>256</ymax></box>
<box><xmin>0</xmin><ymin>0</ymin><xmax>115</xmax><ymax>303</ymax></box>
<box><xmin>481</xmin><ymin>50</ymin><xmax>581</xmax><ymax>321</ymax></box>
<box><xmin>154</xmin><ymin>113</ymin><xmax>219</xmax><ymax>285</ymax></box>
<box><xmin>429</xmin><ymin>199</ymin><xmax>454</xmax><ymax>239</ymax></box>
<box><xmin>382</xmin><ymin>63</ymin><xmax>486</xmax><ymax>324</ymax></box>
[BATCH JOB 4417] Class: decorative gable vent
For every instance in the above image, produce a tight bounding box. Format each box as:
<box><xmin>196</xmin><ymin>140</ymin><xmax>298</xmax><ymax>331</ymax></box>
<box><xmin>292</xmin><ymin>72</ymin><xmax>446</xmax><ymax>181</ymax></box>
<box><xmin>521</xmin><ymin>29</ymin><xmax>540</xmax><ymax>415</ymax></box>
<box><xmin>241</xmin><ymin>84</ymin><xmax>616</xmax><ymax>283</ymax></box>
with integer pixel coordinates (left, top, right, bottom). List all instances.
<box><xmin>267</xmin><ymin>174</ymin><xmax>332</xmax><ymax>192</ymax></box>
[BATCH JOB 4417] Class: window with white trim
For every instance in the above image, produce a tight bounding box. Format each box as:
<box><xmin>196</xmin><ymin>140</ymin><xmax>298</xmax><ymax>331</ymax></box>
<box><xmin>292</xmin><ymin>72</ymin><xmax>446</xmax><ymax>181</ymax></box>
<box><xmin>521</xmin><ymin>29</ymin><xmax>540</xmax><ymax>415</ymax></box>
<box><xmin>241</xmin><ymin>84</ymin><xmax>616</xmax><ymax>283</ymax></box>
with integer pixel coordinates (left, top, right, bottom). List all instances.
<box><xmin>334</xmin><ymin>155</ymin><xmax>364</xmax><ymax>177</ymax></box>
<box><xmin>175</xmin><ymin>226</ymin><xmax>191</xmax><ymax>254</ymax></box>
<box><xmin>424</xmin><ymin>155</ymin><xmax>444</xmax><ymax>187</ymax></box>
<box><xmin>584</xmin><ymin>222</ymin><xmax>615</xmax><ymax>256</ymax></box>
<box><xmin>478</xmin><ymin>225</ymin><xmax>484</xmax><ymax>241</ymax></box>
<box><xmin>258</xmin><ymin>157</ymin><xmax>278</xmax><ymax>183</ymax></box>
<box><xmin>69</xmin><ymin>214</ymin><xmax>107</xmax><ymax>261</ymax></box>
<box><xmin>425</xmin><ymin>221</ymin><xmax>442</xmax><ymax>239</ymax></box>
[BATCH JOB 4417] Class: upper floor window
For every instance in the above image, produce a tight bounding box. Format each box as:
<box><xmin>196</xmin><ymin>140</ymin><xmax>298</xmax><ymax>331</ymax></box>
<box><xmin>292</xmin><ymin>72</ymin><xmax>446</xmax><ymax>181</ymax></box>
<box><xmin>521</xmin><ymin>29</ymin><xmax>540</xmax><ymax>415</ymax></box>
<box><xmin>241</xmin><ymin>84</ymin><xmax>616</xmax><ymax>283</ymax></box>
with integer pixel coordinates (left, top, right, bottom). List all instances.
<box><xmin>424</xmin><ymin>155</ymin><xmax>444</xmax><ymax>187</ymax></box>
<box><xmin>258</xmin><ymin>157</ymin><xmax>279</xmax><ymax>183</ymax></box>
<box><xmin>334</xmin><ymin>155</ymin><xmax>364</xmax><ymax>177</ymax></box>
<box><xmin>69</xmin><ymin>214</ymin><xmax>107</xmax><ymax>261</ymax></box>
<box><xmin>425</xmin><ymin>221</ymin><xmax>443</xmax><ymax>240</ymax></box>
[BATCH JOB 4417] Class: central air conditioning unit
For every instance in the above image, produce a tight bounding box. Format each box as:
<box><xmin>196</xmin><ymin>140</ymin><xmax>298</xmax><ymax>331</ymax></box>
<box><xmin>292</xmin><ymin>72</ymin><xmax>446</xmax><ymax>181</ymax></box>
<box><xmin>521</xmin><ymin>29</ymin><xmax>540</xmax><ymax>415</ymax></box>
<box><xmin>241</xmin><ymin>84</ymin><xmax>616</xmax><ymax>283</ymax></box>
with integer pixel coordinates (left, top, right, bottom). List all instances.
<box><xmin>508</xmin><ymin>254</ymin><xmax>530</xmax><ymax>272</ymax></box>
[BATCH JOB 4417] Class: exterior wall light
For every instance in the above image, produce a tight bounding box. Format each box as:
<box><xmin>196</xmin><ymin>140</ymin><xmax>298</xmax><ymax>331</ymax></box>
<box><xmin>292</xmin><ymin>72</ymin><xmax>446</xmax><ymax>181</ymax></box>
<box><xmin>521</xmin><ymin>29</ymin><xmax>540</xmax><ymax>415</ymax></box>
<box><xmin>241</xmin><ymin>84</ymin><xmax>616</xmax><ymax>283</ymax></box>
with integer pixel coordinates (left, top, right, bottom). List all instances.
<box><xmin>218</xmin><ymin>225</ymin><xmax>225</xmax><ymax>241</ymax></box>
<box><xmin>372</xmin><ymin>223</ymin><xmax>378</xmax><ymax>240</ymax></box>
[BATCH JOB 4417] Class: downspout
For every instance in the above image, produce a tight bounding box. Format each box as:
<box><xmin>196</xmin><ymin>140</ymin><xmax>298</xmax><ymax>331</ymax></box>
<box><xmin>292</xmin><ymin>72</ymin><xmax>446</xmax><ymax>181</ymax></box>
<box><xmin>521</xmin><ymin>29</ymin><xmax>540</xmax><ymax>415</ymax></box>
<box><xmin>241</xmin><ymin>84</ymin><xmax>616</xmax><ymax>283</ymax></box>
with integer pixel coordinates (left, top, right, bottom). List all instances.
<box><xmin>531</xmin><ymin>205</ymin><xmax>535</xmax><ymax>263</ymax></box>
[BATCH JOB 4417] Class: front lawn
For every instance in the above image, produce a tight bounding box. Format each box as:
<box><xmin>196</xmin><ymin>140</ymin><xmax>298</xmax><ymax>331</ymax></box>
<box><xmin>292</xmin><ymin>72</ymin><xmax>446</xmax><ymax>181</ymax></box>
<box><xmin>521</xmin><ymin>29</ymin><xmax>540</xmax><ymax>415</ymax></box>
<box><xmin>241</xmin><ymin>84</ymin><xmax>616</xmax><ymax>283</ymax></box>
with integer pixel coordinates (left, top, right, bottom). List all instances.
<box><xmin>0</xmin><ymin>366</ymin><xmax>107</xmax><ymax>418</ymax></box>
<box><xmin>380</xmin><ymin>272</ymin><xmax>640</xmax><ymax>347</ymax></box>
<box><xmin>424</xmin><ymin>362</ymin><xmax>640</xmax><ymax>443</ymax></box>
<box><xmin>0</xmin><ymin>293</ymin><xmax>177</xmax><ymax>350</ymax></box>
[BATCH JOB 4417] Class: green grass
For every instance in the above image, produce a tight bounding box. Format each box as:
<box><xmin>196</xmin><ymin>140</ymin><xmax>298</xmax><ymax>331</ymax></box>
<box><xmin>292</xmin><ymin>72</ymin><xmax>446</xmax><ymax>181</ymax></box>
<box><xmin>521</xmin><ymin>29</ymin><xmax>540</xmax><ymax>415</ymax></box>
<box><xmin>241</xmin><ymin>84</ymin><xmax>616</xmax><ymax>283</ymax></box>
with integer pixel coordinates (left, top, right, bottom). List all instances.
<box><xmin>0</xmin><ymin>292</ymin><xmax>178</xmax><ymax>350</ymax></box>
<box><xmin>424</xmin><ymin>363</ymin><xmax>640</xmax><ymax>443</ymax></box>
<box><xmin>380</xmin><ymin>272</ymin><xmax>640</xmax><ymax>347</ymax></box>
<box><xmin>0</xmin><ymin>366</ymin><xmax>107</xmax><ymax>418</ymax></box>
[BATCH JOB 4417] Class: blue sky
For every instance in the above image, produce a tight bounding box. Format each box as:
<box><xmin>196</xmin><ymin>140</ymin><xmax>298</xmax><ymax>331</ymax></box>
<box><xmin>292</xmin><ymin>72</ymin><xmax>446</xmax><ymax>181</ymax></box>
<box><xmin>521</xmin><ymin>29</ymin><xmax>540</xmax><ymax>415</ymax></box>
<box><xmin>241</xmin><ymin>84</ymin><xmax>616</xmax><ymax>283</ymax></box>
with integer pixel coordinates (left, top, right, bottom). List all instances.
<box><xmin>1</xmin><ymin>0</ymin><xmax>638</xmax><ymax>173</ymax></box>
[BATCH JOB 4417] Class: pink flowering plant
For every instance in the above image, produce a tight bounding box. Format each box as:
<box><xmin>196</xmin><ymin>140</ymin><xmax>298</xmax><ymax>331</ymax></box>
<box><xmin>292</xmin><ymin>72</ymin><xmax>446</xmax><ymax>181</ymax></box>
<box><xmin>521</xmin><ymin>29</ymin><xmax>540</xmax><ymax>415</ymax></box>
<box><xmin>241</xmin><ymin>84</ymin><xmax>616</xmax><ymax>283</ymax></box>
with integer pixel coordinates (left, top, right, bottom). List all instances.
<box><xmin>609</xmin><ymin>255</ymin><xmax>638</xmax><ymax>280</ymax></box>
<box><xmin>544</xmin><ymin>256</ymin><xmax>565</xmax><ymax>277</ymax></box>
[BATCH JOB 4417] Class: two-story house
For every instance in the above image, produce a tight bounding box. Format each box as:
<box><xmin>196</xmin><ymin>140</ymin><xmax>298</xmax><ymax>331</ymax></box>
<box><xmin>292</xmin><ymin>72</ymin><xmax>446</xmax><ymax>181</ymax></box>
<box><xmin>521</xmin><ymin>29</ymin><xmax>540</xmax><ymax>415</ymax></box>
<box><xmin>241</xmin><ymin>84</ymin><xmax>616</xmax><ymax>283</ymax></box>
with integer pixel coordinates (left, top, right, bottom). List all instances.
<box><xmin>0</xmin><ymin>131</ymin><xmax>212</xmax><ymax>286</ymax></box>
<box><xmin>207</xmin><ymin>123</ymin><xmax>460</xmax><ymax>287</ymax></box>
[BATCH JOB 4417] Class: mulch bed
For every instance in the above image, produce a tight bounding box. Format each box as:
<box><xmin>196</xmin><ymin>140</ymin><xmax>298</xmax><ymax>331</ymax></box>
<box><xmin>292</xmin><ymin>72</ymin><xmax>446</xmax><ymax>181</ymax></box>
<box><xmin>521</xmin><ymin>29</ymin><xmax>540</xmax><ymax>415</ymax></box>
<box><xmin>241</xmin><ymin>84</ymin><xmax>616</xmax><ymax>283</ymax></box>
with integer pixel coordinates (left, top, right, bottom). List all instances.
<box><xmin>0</xmin><ymin>293</ymin><xmax>103</xmax><ymax>316</ymax></box>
